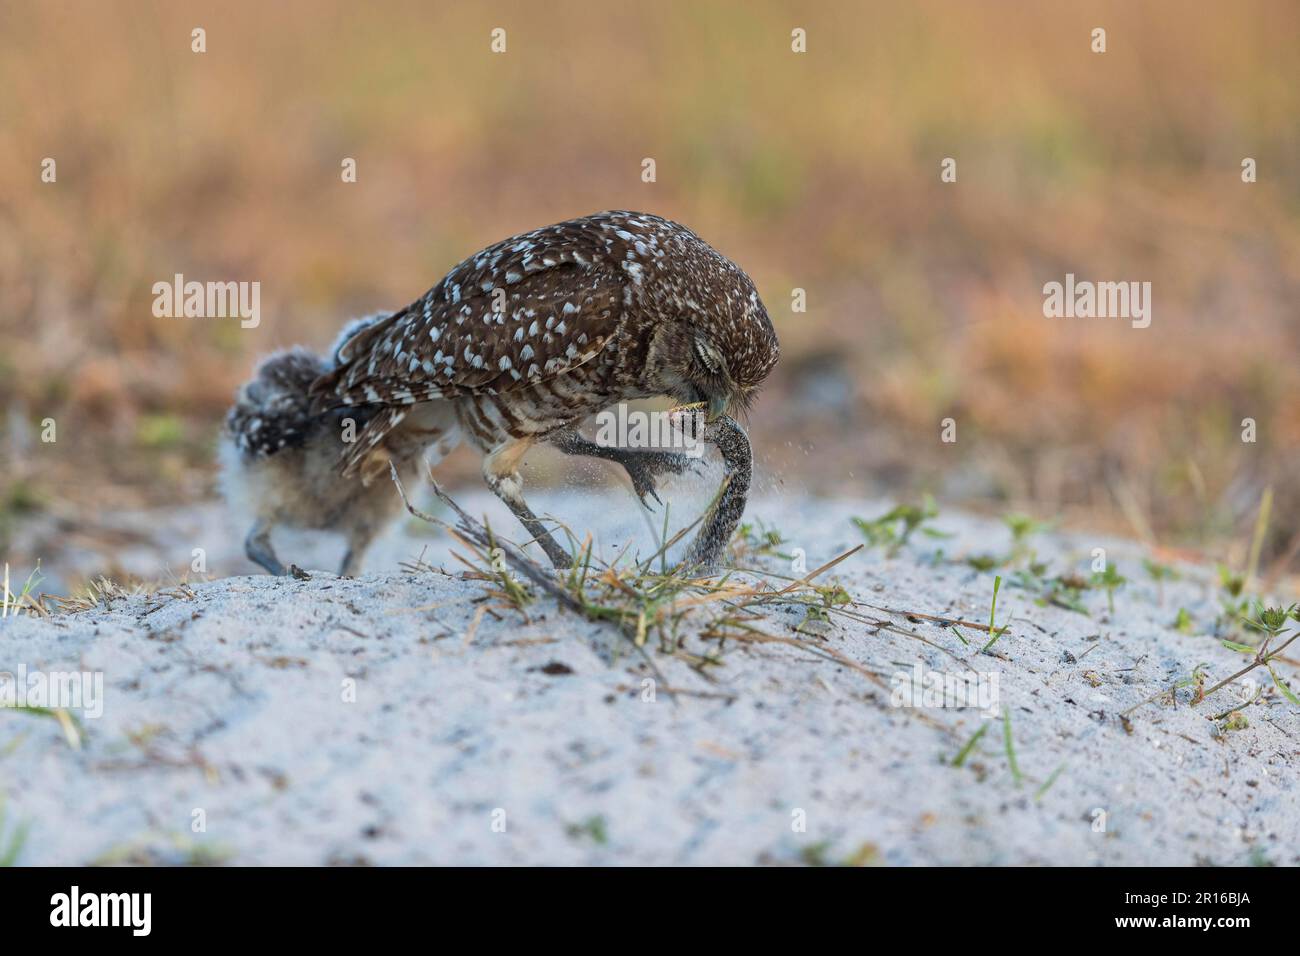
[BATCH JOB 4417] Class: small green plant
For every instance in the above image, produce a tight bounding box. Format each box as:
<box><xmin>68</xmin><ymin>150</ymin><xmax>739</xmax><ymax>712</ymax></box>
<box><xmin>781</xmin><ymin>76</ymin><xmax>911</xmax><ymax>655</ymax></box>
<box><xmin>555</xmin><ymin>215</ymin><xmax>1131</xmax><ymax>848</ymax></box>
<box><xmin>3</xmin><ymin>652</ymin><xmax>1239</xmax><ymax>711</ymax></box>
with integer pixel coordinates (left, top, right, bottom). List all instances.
<box><xmin>565</xmin><ymin>814</ymin><xmax>609</xmax><ymax>845</ymax></box>
<box><xmin>793</xmin><ymin>583</ymin><xmax>852</xmax><ymax>634</ymax></box>
<box><xmin>1178</xmin><ymin>604</ymin><xmax>1300</xmax><ymax>712</ymax></box>
<box><xmin>979</xmin><ymin>575</ymin><xmax>1010</xmax><ymax>653</ymax></box>
<box><xmin>1002</xmin><ymin>709</ymin><xmax>1023</xmax><ymax>786</ymax></box>
<box><xmin>1220</xmin><ymin>711</ymin><xmax>1249</xmax><ymax>732</ymax></box>
<box><xmin>1009</xmin><ymin>565</ymin><xmax>1091</xmax><ymax>615</ymax></box>
<box><xmin>1009</xmin><ymin>558</ymin><xmax>1050</xmax><ymax>582</ymax></box>
<box><xmin>732</xmin><ymin>519</ymin><xmax>789</xmax><ymax>560</ymax></box>
<box><xmin>950</xmin><ymin>724</ymin><xmax>988</xmax><ymax>767</ymax></box>
<box><xmin>961</xmin><ymin>514</ymin><xmax>1050</xmax><ymax>571</ymax></box>
<box><xmin>1173</xmin><ymin>607</ymin><xmax>1195</xmax><ymax>634</ymax></box>
<box><xmin>1091</xmin><ymin>564</ymin><xmax>1127</xmax><ymax>616</ymax></box>
<box><xmin>949</xmin><ymin>713</ymin><xmax>1064</xmax><ymax>799</ymax></box>
<box><xmin>794</xmin><ymin>604</ymin><xmax>830</xmax><ymax>633</ymax></box>
<box><xmin>1242</xmin><ymin>602</ymin><xmax>1295</xmax><ymax>641</ymax></box>
<box><xmin>1249</xmin><ymin>846</ymin><xmax>1276</xmax><ymax>867</ymax></box>
<box><xmin>1041</xmin><ymin>574</ymin><xmax>1091</xmax><ymax>614</ymax></box>
<box><xmin>1218</xmin><ymin>565</ymin><xmax>1246</xmax><ymax>598</ymax></box>
<box><xmin>800</xmin><ymin>841</ymin><xmax>833</xmax><ymax>866</ymax></box>
<box><xmin>1213</xmin><ymin>565</ymin><xmax>1251</xmax><ymax>635</ymax></box>
<box><xmin>1003</xmin><ymin>512</ymin><xmax>1048</xmax><ymax>543</ymax></box>
<box><xmin>1002</xmin><ymin>512</ymin><xmax>1051</xmax><ymax>564</ymax></box>
<box><xmin>1142</xmin><ymin>559</ymin><xmax>1179</xmax><ymax>605</ymax></box>
<box><xmin>852</xmin><ymin>494</ymin><xmax>948</xmax><ymax>558</ymax></box>
<box><xmin>1034</xmin><ymin>762</ymin><xmax>1066</xmax><ymax>801</ymax></box>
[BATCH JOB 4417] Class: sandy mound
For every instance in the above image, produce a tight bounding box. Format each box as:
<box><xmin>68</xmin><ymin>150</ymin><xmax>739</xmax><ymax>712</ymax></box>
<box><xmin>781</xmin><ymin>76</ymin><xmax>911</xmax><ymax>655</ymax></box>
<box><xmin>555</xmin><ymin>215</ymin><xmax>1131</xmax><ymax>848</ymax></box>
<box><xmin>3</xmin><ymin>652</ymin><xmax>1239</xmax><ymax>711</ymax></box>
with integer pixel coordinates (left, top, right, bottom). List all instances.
<box><xmin>2</xmin><ymin>491</ymin><xmax>1297</xmax><ymax>865</ymax></box>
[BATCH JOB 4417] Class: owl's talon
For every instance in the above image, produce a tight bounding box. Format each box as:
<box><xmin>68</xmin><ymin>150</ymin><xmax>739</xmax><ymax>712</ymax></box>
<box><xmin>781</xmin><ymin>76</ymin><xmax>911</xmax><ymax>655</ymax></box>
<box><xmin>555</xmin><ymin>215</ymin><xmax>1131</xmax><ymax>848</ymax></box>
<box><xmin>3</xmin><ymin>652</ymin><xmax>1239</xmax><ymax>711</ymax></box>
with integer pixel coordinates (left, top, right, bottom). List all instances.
<box><xmin>629</xmin><ymin>470</ymin><xmax>660</xmax><ymax>509</ymax></box>
<box><xmin>636</xmin><ymin>483</ymin><xmax>663</xmax><ymax>510</ymax></box>
<box><xmin>621</xmin><ymin>451</ymin><xmax>694</xmax><ymax>509</ymax></box>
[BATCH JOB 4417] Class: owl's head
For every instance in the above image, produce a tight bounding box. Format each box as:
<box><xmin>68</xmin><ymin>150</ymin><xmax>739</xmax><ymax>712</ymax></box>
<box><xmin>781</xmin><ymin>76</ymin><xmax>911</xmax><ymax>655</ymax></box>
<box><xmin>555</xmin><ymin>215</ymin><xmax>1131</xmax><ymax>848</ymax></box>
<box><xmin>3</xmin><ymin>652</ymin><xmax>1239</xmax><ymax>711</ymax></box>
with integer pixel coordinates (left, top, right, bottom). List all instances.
<box><xmin>650</xmin><ymin>274</ymin><xmax>780</xmax><ymax>421</ymax></box>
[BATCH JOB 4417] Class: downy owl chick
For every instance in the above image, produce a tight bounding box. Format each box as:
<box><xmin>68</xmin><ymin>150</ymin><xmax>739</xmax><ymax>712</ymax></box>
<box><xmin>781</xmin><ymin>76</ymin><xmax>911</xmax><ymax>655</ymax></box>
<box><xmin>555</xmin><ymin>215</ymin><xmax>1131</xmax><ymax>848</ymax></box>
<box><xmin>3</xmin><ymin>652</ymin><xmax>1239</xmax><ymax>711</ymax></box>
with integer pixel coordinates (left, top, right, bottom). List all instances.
<box><xmin>218</xmin><ymin>316</ymin><xmax>458</xmax><ymax>576</ymax></box>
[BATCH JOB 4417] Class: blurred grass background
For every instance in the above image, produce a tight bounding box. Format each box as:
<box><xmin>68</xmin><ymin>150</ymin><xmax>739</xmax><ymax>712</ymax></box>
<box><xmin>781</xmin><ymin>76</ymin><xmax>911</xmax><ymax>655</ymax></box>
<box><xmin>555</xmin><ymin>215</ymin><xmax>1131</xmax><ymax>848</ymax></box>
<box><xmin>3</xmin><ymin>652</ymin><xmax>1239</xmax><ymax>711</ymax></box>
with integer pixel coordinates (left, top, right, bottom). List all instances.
<box><xmin>1</xmin><ymin>0</ymin><xmax>1298</xmax><ymax>570</ymax></box>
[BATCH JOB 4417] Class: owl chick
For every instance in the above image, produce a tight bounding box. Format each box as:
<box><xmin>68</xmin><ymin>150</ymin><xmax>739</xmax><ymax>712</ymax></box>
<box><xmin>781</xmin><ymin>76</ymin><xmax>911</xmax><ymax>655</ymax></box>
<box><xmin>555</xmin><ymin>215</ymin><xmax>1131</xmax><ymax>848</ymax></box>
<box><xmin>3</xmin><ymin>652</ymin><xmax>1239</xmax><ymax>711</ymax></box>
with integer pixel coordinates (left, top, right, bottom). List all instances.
<box><xmin>219</xmin><ymin>316</ymin><xmax>457</xmax><ymax>576</ymax></box>
<box><xmin>310</xmin><ymin>211</ymin><xmax>779</xmax><ymax>569</ymax></box>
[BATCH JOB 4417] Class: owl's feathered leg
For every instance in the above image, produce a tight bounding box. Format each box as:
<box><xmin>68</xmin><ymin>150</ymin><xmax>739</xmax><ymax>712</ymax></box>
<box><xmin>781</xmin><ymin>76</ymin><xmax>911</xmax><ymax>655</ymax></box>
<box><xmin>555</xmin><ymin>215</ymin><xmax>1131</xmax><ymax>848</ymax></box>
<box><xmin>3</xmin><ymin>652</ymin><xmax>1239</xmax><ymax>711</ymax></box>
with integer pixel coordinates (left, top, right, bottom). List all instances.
<box><xmin>482</xmin><ymin>439</ymin><xmax>573</xmax><ymax>569</ymax></box>
<box><xmin>551</xmin><ymin>431</ymin><xmax>699</xmax><ymax>509</ymax></box>
<box><xmin>245</xmin><ymin>519</ymin><xmax>287</xmax><ymax>576</ymax></box>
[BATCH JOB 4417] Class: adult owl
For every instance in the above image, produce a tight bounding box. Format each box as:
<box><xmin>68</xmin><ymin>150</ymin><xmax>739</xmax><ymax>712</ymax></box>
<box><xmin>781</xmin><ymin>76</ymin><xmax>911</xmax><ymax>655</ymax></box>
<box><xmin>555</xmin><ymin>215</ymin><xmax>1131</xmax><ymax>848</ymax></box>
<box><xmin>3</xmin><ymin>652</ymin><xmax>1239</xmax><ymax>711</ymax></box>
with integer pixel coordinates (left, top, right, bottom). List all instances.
<box><xmin>310</xmin><ymin>211</ymin><xmax>779</xmax><ymax>568</ymax></box>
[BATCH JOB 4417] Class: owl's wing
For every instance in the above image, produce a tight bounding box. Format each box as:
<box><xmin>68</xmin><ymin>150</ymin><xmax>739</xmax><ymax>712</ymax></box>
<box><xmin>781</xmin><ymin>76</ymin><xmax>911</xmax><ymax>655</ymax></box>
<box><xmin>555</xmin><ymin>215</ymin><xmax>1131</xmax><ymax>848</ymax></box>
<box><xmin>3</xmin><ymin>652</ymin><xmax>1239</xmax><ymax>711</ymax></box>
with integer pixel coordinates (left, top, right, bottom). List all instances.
<box><xmin>315</xmin><ymin>218</ymin><xmax>633</xmax><ymax>409</ymax></box>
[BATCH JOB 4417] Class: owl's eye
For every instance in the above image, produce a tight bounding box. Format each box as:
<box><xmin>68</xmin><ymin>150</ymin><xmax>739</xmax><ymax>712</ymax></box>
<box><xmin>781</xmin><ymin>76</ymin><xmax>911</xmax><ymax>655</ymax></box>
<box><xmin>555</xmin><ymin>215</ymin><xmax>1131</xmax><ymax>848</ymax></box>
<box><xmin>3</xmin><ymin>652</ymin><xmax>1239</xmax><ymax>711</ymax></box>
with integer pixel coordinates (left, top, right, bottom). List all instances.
<box><xmin>693</xmin><ymin>337</ymin><xmax>725</xmax><ymax>376</ymax></box>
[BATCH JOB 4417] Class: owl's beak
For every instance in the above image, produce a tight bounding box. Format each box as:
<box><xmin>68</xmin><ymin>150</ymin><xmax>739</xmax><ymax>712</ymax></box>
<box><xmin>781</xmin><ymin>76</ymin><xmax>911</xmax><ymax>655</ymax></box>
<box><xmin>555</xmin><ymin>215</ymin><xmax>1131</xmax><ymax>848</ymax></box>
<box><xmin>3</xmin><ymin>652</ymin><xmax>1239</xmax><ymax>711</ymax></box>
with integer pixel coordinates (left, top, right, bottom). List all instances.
<box><xmin>706</xmin><ymin>394</ymin><xmax>728</xmax><ymax>423</ymax></box>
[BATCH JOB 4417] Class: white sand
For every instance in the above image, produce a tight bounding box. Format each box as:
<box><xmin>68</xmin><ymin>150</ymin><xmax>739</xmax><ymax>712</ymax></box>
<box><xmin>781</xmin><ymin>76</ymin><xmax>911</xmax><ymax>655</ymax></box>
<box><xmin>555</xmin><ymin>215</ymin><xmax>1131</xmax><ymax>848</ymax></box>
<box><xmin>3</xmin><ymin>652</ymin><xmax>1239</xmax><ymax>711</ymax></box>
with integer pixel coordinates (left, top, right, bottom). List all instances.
<box><xmin>2</xmin><ymin>484</ymin><xmax>1298</xmax><ymax>865</ymax></box>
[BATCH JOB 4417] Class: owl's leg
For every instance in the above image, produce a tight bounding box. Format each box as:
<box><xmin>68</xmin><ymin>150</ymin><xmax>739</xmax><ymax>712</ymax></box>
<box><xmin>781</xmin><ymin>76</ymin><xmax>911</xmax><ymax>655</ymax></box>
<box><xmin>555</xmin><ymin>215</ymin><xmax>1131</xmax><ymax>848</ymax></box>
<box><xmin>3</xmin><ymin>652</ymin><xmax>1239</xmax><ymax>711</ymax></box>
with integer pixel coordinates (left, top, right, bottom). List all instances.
<box><xmin>339</xmin><ymin>526</ymin><xmax>377</xmax><ymax>577</ymax></box>
<box><xmin>551</xmin><ymin>431</ymin><xmax>699</xmax><ymax>509</ymax></box>
<box><xmin>482</xmin><ymin>439</ymin><xmax>573</xmax><ymax>569</ymax></box>
<box><xmin>245</xmin><ymin>519</ymin><xmax>287</xmax><ymax>576</ymax></box>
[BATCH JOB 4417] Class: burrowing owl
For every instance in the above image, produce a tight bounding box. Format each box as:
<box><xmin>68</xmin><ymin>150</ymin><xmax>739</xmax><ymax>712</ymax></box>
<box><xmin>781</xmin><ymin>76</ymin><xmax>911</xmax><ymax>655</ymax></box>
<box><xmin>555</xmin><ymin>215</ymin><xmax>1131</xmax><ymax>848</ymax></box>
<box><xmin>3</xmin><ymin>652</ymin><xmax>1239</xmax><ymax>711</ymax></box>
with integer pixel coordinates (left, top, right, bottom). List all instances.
<box><xmin>310</xmin><ymin>210</ymin><xmax>780</xmax><ymax>568</ymax></box>
<box><xmin>219</xmin><ymin>315</ymin><xmax>455</xmax><ymax>575</ymax></box>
